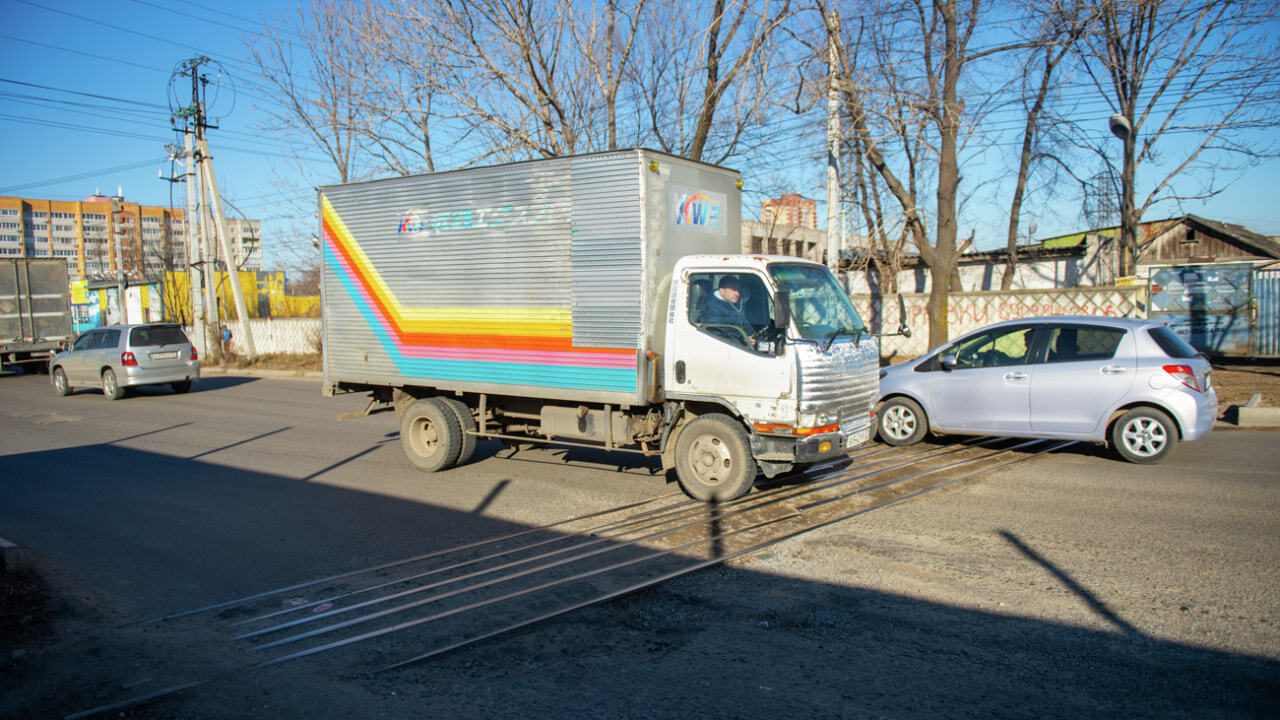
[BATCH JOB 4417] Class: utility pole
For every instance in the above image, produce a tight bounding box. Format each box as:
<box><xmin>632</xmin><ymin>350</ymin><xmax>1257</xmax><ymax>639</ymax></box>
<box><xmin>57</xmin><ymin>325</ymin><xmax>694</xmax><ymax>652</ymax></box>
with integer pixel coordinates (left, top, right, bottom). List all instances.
<box><xmin>824</xmin><ymin>7</ymin><xmax>842</xmax><ymax>278</ymax></box>
<box><xmin>111</xmin><ymin>199</ymin><xmax>128</xmax><ymax>323</ymax></box>
<box><xmin>171</xmin><ymin>56</ymin><xmax>256</xmax><ymax>361</ymax></box>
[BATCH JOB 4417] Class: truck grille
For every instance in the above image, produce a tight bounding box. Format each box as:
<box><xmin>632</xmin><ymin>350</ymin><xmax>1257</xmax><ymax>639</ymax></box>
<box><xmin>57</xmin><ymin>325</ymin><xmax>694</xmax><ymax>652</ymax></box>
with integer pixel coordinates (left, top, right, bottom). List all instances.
<box><xmin>796</xmin><ymin>336</ymin><xmax>880</xmax><ymax>436</ymax></box>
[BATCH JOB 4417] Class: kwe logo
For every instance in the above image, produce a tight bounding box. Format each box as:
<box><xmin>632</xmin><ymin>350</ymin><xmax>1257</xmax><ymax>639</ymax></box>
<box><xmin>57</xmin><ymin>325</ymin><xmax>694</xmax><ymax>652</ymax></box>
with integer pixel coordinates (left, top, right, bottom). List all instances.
<box><xmin>672</xmin><ymin>188</ymin><xmax>726</xmax><ymax>234</ymax></box>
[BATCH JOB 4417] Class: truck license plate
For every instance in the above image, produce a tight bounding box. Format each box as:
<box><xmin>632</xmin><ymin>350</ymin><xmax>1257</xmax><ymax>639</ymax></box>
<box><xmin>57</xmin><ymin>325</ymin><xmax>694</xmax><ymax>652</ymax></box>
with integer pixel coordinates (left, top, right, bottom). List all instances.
<box><xmin>844</xmin><ymin>428</ymin><xmax>870</xmax><ymax>449</ymax></box>
<box><xmin>151</xmin><ymin>351</ymin><xmax>179</xmax><ymax>360</ymax></box>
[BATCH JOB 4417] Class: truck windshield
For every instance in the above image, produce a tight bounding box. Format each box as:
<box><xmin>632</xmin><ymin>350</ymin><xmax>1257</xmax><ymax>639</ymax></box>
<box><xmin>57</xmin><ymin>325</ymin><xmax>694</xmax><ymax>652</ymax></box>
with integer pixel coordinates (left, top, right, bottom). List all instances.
<box><xmin>768</xmin><ymin>263</ymin><xmax>866</xmax><ymax>342</ymax></box>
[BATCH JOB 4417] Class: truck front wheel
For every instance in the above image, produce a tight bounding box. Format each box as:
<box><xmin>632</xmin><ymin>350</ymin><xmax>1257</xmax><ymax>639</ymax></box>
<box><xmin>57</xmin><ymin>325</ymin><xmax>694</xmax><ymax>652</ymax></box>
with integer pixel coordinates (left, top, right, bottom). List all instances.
<box><xmin>400</xmin><ymin>398</ymin><xmax>462</xmax><ymax>472</ymax></box>
<box><xmin>674</xmin><ymin>414</ymin><xmax>757</xmax><ymax>502</ymax></box>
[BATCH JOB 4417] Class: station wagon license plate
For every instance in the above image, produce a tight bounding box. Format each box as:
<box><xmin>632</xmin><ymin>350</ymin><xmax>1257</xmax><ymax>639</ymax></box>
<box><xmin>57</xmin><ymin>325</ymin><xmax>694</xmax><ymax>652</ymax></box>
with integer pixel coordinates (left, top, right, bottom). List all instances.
<box><xmin>151</xmin><ymin>351</ymin><xmax>179</xmax><ymax>360</ymax></box>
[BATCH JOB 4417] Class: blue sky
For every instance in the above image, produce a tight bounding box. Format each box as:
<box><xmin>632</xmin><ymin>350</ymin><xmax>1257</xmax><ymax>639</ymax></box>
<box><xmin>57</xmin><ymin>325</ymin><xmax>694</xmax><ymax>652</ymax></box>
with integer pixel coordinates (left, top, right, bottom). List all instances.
<box><xmin>1</xmin><ymin>0</ymin><xmax>1278</xmax><ymax>270</ymax></box>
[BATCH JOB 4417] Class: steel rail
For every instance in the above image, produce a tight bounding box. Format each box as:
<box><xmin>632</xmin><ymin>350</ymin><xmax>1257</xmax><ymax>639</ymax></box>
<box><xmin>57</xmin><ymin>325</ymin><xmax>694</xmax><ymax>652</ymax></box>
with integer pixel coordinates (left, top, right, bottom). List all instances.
<box><xmin>249</xmin><ymin>439</ymin><xmax>1051</xmax><ymax>652</ymax></box>
<box><xmin>378</xmin><ymin>439</ymin><xmax>1076</xmax><ymax>672</ymax></box>
<box><xmin>238</xmin><ymin>440</ymin><xmax>1004</xmax><ymax>643</ymax></box>
<box><xmin>231</xmin><ymin>441</ymin><xmax>972</xmax><ymax>629</ymax></box>
<box><xmin>146</xmin><ymin>491</ymin><xmax>682</xmax><ymax>624</ymax></box>
<box><xmin>257</xmin><ymin>512</ymin><xmax>803</xmax><ymax>667</ymax></box>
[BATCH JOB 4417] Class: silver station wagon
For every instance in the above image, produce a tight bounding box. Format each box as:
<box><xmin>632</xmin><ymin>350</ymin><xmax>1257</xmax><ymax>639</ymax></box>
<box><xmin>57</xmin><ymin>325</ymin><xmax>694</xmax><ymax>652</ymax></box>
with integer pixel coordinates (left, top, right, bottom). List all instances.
<box><xmin>876</xmin><ymin>316</ymin><xmax>1218</xmax><ymax>463</ymax></box>
<box><xmin>51</xmin><ymin>323</ymin><xmax>200</xmax><ymax>399</ymax></box>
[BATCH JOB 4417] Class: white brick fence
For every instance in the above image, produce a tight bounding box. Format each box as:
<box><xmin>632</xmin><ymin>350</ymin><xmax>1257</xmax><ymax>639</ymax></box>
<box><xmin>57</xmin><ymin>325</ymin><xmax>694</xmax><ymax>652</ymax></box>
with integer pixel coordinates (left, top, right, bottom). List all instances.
<box><xmin>186</xmin><ymin>318</ymin><xmax>322</xmax><ymax>356</ymax></box>
<box><xmin>854</xmin><ymin>286</ymin><xmax>1144</xmax><ymax>359</ymax></box>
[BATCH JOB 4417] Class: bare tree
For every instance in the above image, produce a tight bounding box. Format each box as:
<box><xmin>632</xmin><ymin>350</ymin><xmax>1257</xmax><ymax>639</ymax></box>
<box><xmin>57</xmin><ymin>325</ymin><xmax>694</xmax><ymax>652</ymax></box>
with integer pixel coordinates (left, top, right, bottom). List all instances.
<box><xmin>635</xmin><ymin>0</ymin><xmax>793</xmax><ymax>164</ymax></box>
<box><xmin>822</xmin><ymin>0</ymin><xmax>1043</xmax><ymax>346</ymax></box>
<box><xmin>1001</xmin><ymin>0</ymin><xmax>1090</xmax><ymax>289</ymax></box>
<box><xmin>244</xmin><ymin>0</ymin><xmax>369</xmax><ymax>183</ymax></box>
<box><xmin>1074</xmin><ymin>0</ymin><xmax>1280</xmax><ymax>276</ymax></box>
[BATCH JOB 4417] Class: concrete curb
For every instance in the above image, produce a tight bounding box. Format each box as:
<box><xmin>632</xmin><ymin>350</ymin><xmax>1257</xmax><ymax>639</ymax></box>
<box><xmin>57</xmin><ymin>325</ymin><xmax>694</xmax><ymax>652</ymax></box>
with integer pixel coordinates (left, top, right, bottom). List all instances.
<box><xmin>1221</xmin><ymin>394</ymin><xmax>1280</xmax><ymax>428</ymax></box>
<box><xmin>201</xmin><ymin>367</ymin><xmax>322</xmax><ymax>380</ymax></box>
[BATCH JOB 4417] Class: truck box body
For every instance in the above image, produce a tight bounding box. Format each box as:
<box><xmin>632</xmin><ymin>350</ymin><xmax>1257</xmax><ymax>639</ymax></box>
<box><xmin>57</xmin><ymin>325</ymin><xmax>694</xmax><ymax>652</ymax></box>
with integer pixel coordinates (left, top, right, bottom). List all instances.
<box><xmin>0</xmin><ymin>258</ymin><xmax>73</xmax><ymax>368</ymax></box>
<box><xmin>321</xmin><ymin>149</ymin><xmax>741</xmax><ymax>405</ymax></box>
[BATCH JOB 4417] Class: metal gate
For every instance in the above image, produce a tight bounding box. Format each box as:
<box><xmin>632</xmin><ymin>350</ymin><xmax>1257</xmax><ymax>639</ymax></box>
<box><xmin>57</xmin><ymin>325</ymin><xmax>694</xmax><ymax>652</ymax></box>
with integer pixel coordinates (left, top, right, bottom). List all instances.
<box><xmin>1148</xmin><ymin>263</ymin><xmax>1278</xmax><ymax>358</ymax></box>
<box><xmin>1256</xmin><ymin>268</ymin><xmax>1280</xmax><ymax>357</ymax></box>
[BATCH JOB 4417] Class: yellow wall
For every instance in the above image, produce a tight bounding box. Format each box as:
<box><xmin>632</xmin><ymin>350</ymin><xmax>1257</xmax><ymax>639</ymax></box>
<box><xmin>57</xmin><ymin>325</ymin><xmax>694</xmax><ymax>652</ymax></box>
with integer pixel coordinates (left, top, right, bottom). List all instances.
<box><xmin>163</xmin><ymin>271</ymin><xmax>319</xmax><ymax>321</ymax></box>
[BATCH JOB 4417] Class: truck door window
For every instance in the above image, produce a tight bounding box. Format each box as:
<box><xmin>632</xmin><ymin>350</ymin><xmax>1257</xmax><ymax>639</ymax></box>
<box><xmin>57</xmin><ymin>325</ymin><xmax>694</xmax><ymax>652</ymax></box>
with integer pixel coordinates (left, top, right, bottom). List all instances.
<box><xmin>688</xmin><ymin>272</ymin><xmax>775</xmax><ymax>353</ymax></box>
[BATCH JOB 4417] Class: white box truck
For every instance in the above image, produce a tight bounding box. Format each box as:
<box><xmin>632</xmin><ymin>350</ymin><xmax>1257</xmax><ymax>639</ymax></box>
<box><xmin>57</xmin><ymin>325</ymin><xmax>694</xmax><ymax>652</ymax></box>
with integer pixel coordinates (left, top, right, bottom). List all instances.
<box><xmin>320</xmin><ymin>149</ymin><xmax>881</xmax><ymax>501</ymax></box>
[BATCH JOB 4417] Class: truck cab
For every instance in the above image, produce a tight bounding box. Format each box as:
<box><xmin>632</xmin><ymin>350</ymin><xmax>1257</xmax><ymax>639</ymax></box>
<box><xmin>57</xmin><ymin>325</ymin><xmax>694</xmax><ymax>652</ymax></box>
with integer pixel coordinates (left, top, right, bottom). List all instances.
<box><xmin>659</xmin><ymin>255</ymin><xmax>879</xmax><ymax>500</ymax></box>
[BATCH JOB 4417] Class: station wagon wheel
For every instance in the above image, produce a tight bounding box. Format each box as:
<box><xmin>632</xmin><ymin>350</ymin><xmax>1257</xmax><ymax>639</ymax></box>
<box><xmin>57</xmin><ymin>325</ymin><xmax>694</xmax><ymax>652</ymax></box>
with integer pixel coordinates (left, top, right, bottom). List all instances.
<box><xmin>1112</xmin><ymin>407</ymin><xmax>1178</xmax><ymax>464</ymax></box>
<box><xmin>102</xmin><ymin>368</ymin><xmax>124</xmax><ymax>400</ymax></box>
<box><xmin>399</xmin><ymin>398</ymin><xmax>462</xmax><ymax>472</ymax></box>
<box><xmin>52</xmin><ymin>367</ymin><xmax>70</xmax><ymax>396</ymax></box>
<box><xmin>877</xmin><ymin>396</ymin><xmax>927</xmax><ymax>446</ymax></box>
<box><xmin>674</xmin><ymin>413</ymin><xmax>756</xmax><ymax>502</ymax></box>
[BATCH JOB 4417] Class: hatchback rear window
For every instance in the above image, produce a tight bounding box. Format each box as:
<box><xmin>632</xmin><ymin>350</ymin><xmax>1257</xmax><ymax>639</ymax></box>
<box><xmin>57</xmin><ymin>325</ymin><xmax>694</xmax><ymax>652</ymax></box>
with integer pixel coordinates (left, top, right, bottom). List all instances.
<box><xmin>1148</xmin><ymin>325</ymin><xmax>1199</xmax><ymax>359</ymax></box>
<box><xmin>130</xmin><ymin>326</ymin><xmax>190</xmax><ymax>347</ymax></box>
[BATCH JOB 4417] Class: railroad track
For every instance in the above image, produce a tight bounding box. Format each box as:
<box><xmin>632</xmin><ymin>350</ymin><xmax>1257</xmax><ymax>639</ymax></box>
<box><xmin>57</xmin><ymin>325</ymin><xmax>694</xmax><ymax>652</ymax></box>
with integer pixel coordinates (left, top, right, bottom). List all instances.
<box><xmin>69</xmin><ymin>436</ymin><xmax>1073</xmax><ymax>719</ymax></box>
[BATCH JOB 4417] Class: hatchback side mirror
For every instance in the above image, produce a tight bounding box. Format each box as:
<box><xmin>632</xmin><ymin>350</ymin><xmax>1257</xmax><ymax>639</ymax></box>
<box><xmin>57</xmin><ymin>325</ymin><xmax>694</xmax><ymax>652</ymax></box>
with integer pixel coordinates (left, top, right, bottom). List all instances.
<box><xmin>940</xmin><ymin>354</ymin><xmax>957</xmax><ymax>370</ymax></box>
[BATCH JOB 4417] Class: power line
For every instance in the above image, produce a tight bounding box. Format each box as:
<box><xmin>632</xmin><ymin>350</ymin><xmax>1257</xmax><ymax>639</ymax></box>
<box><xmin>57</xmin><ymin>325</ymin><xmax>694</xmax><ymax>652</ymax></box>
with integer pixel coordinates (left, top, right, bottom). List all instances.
<box><xmin>0</xmin><ymin>158</ymin><xmax>169</xmax><ymax>194</ymax></box>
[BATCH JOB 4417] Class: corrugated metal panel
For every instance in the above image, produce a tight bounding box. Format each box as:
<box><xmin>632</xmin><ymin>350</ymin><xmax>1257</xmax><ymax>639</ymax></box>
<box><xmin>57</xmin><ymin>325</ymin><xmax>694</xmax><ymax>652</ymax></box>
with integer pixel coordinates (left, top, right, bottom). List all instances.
<box><xmin>796</xmin><ymin>336</ymin><xmax>880</xmax><ymax>437</ymax></box>
<box><xmin>570</xmin><ymin>151</ymin><xmax>644</xmax><ymax>349</ymax></box>
<box><xmin>320</xmin><ymin>154</ymin><xmax>645</xmax><ymax>401</ymax></box>
<box><xmin>1148</xmin><ymin>263</ymin><xmax>1254</xmax><ymax>356</ymax></box>
<box><xmin>1255</xmin><ymin>268</ymin><xmax>1280</xmax><ymax>357</ymax></box>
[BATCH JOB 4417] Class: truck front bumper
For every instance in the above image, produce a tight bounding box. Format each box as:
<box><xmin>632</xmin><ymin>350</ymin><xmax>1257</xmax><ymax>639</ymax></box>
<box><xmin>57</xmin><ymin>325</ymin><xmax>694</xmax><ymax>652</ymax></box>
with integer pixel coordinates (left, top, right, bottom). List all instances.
<box><xmin>751</xmin><ymin>424</ymin><xmax>871</xmax><ymax>464</ymax></box>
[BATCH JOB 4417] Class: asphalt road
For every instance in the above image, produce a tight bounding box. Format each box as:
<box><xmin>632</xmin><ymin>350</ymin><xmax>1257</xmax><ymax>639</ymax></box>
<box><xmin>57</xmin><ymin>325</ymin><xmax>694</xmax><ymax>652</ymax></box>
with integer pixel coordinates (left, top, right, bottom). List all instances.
<box><xmin>2</xmin><ymin>370</ymin><xmax>1278</xmax><ymax>719</ymax></box>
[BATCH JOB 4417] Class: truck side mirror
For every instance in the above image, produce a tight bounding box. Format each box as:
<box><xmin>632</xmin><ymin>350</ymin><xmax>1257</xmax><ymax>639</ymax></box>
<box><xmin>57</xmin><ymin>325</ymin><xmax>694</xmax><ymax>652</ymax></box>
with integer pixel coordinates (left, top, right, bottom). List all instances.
<box><xmin>773</xmin><ymin>290</ymin><xmax>790</xmax><ymax>330</ymax></box>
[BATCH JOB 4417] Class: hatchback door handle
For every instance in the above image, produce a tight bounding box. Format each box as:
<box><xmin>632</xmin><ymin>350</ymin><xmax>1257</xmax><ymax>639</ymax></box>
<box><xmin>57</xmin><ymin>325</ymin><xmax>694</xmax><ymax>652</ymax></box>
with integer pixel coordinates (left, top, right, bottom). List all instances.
<box><xmin>1004</xmin><ymin>372</ymin><xmax>1029</xmax><ymax>381</ymax></box>
<box><xmin>1101</xmin><ymin>365</ymin><xmax>1127</xmax><ymax>375</ymax></box>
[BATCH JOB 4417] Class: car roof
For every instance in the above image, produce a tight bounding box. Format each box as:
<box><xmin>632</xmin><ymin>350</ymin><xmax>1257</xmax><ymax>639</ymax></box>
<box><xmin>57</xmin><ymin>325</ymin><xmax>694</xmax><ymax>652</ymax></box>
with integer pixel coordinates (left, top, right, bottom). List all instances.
<box><xmin>974</xmin><ymin>315</ymin><xmax>1156</xmax><ymax>330</ymax></box>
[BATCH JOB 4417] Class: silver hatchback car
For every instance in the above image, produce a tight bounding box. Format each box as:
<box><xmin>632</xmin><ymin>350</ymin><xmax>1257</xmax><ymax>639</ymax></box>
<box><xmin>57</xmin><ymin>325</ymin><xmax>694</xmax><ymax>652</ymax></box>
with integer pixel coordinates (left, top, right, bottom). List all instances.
<box><xmin>51</xmin><ymin>323</ymin><xmax>200</xmax><ymax>399</ymax></box>
<box><xmin>876</xmin><ymin>316</ymin><xmax>1217</xmax><ymax>463</ymax></box>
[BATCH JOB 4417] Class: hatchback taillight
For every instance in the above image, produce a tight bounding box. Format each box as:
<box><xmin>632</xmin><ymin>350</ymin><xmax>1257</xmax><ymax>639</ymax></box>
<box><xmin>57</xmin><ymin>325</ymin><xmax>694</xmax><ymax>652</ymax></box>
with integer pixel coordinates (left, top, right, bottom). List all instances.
<box><xmin>190</xmin><ymin>347</ymin><xmax>198</xmax><ymax>361</ymax></box>
<box><xmin>1162</xmin><ymin>364</ymin><xmax>1201</xmax><ymax>392</ymax></box>
<box><xmin>121</xmin><ymin>351</ymin><xmax>138</xmax><ymax>367</ymax></box>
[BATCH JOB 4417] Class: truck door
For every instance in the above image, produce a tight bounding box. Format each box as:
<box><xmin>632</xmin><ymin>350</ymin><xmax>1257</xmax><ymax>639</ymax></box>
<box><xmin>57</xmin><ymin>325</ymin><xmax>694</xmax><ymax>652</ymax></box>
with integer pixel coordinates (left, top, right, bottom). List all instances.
<box><xmin>665</xmin><ymin>270</ymin><xmax>793</xmax><ymax>416</ymax></box>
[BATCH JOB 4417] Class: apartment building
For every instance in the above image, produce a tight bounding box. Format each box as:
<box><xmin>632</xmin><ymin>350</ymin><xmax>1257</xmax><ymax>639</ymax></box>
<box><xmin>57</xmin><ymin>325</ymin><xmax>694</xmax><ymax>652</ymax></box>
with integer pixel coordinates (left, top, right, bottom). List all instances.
<box><xmin>0</xmin><ymin>193</ymin><xmax>262</xmax><ymax>282</ymax></box>
<box><xmin>761</xmin><ymin>193</ymin><xmax>819</xmax><ymax>230</ymax></box>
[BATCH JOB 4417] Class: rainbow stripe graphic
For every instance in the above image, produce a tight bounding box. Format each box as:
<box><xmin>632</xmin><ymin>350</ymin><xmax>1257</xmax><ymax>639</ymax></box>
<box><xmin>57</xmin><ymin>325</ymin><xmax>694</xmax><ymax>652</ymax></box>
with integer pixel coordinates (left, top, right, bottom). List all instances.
<box><xmin>322</xmin><ymin>195</ymin><xmax>638</xmax><ymax>392</ymax></box>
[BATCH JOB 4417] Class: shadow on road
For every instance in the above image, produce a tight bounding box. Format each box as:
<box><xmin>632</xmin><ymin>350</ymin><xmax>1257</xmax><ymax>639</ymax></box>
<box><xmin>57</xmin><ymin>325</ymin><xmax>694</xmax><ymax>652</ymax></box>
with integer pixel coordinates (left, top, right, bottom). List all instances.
<box><xmin>1</xmin><ymin>438</ymin><xmax>1276</xmax><ymax>720</ymax></box>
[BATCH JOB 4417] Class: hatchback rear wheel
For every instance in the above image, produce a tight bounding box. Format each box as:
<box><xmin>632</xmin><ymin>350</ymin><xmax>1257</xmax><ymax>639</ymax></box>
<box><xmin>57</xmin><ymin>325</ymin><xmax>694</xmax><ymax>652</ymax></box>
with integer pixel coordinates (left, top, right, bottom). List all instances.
<box><xmin>1112</xmin><ymin>407</ymin><xmax>1177</xmax><ymax>464</ymax></box>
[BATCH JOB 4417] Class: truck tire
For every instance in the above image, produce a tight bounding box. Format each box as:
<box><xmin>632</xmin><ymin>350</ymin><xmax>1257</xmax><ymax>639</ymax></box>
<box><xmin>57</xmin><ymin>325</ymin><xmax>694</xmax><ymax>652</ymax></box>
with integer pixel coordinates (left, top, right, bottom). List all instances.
<box><xmin>53</xmin><ymin>367</ymin><xmax>70</xmax><ymax>396</ymax></box>
<box><xmin>438</xmin><ymin>397</ymin><xmax>477</xmax><ymax>466</ymax></box>
<box><xmin>400</xmin><ymin>397</ymin><xmax>462</xmax><ymax>472</ymax></box>
<box><xmin>674</xmin><ymin>414</ymin><xmax>757</xmax><ymax>502</ymax></box>
<box><xmin>102</xmin><ymin>368</ymin><xmax>124</xmax><ymax>400</ymax></box>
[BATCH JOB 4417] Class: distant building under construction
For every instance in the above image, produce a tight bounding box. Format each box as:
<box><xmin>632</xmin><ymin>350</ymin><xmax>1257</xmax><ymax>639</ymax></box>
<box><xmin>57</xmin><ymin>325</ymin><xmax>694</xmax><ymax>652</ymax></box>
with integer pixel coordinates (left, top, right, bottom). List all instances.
<box><xmin>0</xmin><ymin>192</ymin><xmax>261</xmax><ymax>282</ymax></box>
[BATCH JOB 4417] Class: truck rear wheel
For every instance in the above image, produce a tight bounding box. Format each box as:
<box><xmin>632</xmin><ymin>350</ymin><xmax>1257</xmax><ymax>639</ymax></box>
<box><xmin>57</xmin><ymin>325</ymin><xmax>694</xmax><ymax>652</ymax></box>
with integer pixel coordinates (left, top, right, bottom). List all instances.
<box><xmin>674</xmin><ymin>414</ymin><xmax>757</xmax><ymax>502</ymax></box>
<box><xmin>438</xmin><ymin>397</ymin><xmax>477</xmax><ymax>466</ymax></box>
<box><xmin>400</xmin><ymin>398</ymin><xmax>462</xmax><ymax>472</ymax></box>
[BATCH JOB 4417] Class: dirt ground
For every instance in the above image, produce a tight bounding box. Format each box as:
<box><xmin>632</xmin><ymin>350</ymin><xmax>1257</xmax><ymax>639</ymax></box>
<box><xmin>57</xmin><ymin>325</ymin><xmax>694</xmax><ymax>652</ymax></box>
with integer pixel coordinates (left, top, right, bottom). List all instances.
<box><xmin>1209</xmin><ymin>359</ymin><xmax>1280</xmax><ymax>410</ymax></box>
